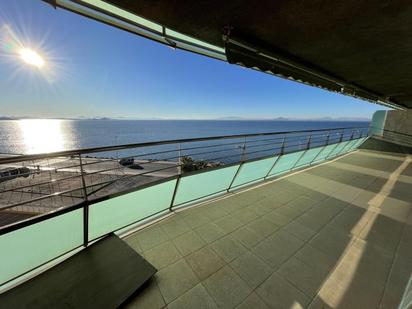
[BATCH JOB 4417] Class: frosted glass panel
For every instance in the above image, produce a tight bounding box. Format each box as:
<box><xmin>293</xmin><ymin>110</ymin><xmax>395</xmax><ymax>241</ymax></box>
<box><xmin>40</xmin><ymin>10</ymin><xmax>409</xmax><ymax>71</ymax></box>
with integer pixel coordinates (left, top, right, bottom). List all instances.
<box><xmin>268</xmin><ymin>151</ymin><xmax>304</xmax><ymax>176</ymax></box>
<box><xmin>89</xmin><ymin>179</ymin><xmax>177</xmax><ymax>240</ymax></box>
<box><xmin>0</xmin><ymin>209</ymin><xmax>83</xmax><ymax>285</ymax></box>
<box><xmin>340</xmin><ymin>139</ymin><xmax>358</xmax><ymax>154</ymax></box>
<box><xmin>348</xmin><ymin>137</ymin><xmax>367</xmax><ymax>151</ymax></box>
<box><xmin>294</xmin><ymin>147</ymin><xmax>324</xmax><ymax>167</ymax></box>
<box><xmin>173</xmin><ymin>165</ymin><xmax>240</xmax><ymax>206</ymax></box>
<box><xmin>311</xmin><ymin>144</ymin><xmax>338</xmax><ymax>163</ymax></box>
<box><xmin>337</xmin><ymin>140</ymin><xmax>355</xmax><ymax>155</ymax></box>
<box><xmin>232</xmin><ymin>156</ymin><xmax>278</xmax><ymax>188</ymax></box>
<box><xmin>327</xmin><ymin>141</ymin><xmax>350</xmax><ymax>158</ymax></box>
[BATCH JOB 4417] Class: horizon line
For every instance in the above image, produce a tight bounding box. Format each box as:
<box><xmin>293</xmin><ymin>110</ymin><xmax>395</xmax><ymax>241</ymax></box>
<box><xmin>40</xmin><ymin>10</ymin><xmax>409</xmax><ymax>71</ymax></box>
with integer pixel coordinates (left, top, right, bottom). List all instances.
<box><xmin>0</xmin><ymin>116</ymin><xmax>372</xmax><ymax>121</ymax></box>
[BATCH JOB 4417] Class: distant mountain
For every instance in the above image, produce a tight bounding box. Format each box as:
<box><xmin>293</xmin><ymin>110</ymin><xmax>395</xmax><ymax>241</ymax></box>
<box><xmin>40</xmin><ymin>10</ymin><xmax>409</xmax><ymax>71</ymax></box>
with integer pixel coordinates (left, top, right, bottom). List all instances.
<box><xmin>215</xmin><ymin>116</ymin><xmax>370</xmax><ymax>121</ymax></box>
<box><xmin>0</xmin><ymin>115</ymin><xmax>371</xmax><ymax>121</ymax></box>
<box><xmin>272</xmin><ymin>117</ymin><xmax>291</xmax><ymax>121</ymax></box>
<box><xmin>216</xmin><ymin>116</ymin><xmax>248</xmax><ymax>120</ymax></box>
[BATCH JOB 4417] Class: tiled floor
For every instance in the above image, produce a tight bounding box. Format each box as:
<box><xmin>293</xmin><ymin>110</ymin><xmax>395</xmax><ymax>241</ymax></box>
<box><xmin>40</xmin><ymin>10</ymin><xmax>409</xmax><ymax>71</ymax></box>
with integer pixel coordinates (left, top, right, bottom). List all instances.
<box><xmin>123</xmin><ymin>149</ymin><xmax>412</xmax><ymax>309</ymax></box>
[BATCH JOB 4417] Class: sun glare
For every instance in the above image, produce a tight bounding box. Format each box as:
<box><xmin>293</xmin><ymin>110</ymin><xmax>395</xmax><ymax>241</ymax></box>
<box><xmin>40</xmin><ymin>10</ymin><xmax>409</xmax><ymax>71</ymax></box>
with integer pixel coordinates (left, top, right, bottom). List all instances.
<box><xmin>18</xmin><ymin>48</ymin><xmax>45</xmax><ymax>68</ymax></box>
<box><xmin>1</xmin><ymin>25</ymin><xmax>63</xmax><ymax>84</ymax></box>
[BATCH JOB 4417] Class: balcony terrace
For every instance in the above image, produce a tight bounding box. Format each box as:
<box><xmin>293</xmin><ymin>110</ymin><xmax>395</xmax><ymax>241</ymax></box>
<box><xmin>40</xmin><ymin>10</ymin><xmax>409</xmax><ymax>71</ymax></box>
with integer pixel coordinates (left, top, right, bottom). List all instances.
<box><xmin>0</xmin><ymin>128</ymin><xmax>410</xmax><ymax>309</ymax></box>
<box><xmin>123</xmin><ymin>148</ymin><xmax>411</xmax><ymax>309</ymax></box>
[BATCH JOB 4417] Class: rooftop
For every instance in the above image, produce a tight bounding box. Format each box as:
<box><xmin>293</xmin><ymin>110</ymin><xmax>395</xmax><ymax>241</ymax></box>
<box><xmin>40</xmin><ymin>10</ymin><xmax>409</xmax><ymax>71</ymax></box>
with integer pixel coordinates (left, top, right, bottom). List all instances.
<box><xmin>122</xmin><ymin>148</ymin><xmax>411</xmax><ymax>308</ymax></box>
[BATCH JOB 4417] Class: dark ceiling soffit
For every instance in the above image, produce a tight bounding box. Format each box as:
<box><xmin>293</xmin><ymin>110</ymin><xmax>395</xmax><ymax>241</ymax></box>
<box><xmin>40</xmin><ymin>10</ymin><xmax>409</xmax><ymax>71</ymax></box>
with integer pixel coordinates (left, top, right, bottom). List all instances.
<box><xmin>44</xmin><ymin>1</ymin><xmax>405</xmax><ymax>110</ymax></box>
<box><xmin>43</xmin><ymin>0</ymin><xmax>57</xmax><ymax>8</ymax></box>
<box><xmin>44</xmin><ymin>0</ymin><xmax>225</xmax><ymax>62</ymax></box>
<box><xmin>224</xmin><ymin>33</ymin><xmax>405</xmax><ymax>110</ymax></box>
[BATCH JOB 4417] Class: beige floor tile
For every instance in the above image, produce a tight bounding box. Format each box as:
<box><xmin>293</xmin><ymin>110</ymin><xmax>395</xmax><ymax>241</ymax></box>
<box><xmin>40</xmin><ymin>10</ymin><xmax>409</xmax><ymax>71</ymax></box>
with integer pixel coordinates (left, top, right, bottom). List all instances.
<box><xmin>234</xmin><ymin>207</ymin><xmax>260</xmax><ymax>224</ymax></box>
<box><xmin>275</xmin><ymin>204</ymin><xmax>303</xmax><ymax>220</ymax></box>
<box><xmin>282</xmin><ymin>220</ymin><xmax>317</xmax><ymax>242</ymax></box>
<box><xmin>186</xmin><ymin>246</ymin><xmax>226</xmax><ymax>280</ymax></box>
<box><xmin>168</xmin><ymin>283</ymin><xmax>218</xmax><ymax>309</ymax></box>
<box><xmin>203</xmin><ymin>266</ymin><xmax>252</xmax><ymax>309</ymax></box>
<box><xmin>173</xmin><ymin>230</ymin><xmax>206</xmax><ymax>256</ymax></box>
<box><xmin>230</xmin><ymin>251</ymin><xmax>272</xmax><ymax>289</ymax></box>
<box><xmin>309</xmin><ymin>225</ymin><xmax>353</xmax><ymax>259</ymax></box>
<box><xmin>379</xmin><ymin>254</ymin><xmax>412</xmax><ymax>309</ymax></box>
<box><xmin>231</xmin><ymin>226</ymin><xmax>262</xmax><ymax>248</ymax></box>
<box><xmin>195</xmin><ymin>222</ymin><xmax>226</xmax><ymax>243</ymax></box>
<box><xmin>294</xmin><ymin>244</ymin><xmax>338</xmax><ymax>272</ymax></box>
<box><xmin>156</xmin><ymin>259</ymin><xmax>199</xmax><ymax>304</ymax></box>
<box><xmin>256</xmin><ymin>273</ymin><xmax>310</xmax><ymax>309</ymax></box>
<box><xmin>203</xmin><ymin>205</ymin><xmax>230</xmax><ymax>221</ymax></box>
<box><xmin>293</xmin><ymin>211</ymin><xmax>332</xmax><ymax>232</ymax></box>
<box><xmin>183</xmin><ymin>211</ymin><xmax>210</xmax><ymax>229</ymax></box>
<box><xmin>144</xmin><ymin>241</ymin><xmax>182</xmax><ymax>270</ymax></box>
<box><xmin>246</xmin><ymin>217</ymin><xmax>279</xmax><ymax>239</ymax></box>
<box><xmin>211</xmin><ymin>235</ymin><xmax>247</xmax><ymax>263</ymax></box>
<box><xmin>215</xmin><ymin>215</ymin><xmax>244</xmax><ymax>234</ymax></box>
<box><xmin>265</xmin><ymin>209</ymin><xmax>294</xmax><ymax>226</ymax></box>
<box><xmin>124</xmin><ymin>279</ymin><xmax>165</xmax><ymax>309</ymax></box>
<box><xmin>278</xmin><ymin>257</ymin><xmax>330</xmax><ymax>298</ymax></box>
<box><xmin>124</xmin><ymin>234</ymin><xmax>143</xmax><ymax>253</ymax></box>
<box><xmin>252</xmin><ymin>230</ymin><xmax>303</xmax><ymax>269</ymax></box>
<box><xmin>137</xmin><ymin>226</ymin><xmax>170</xmax><ymax>251</ymax></box>
<box><xmin>161</xmin><ymin>217</ymin><xmax>191</xmax><ymax>239</ymax></box>
<box><xmin>235</xmin><ymin>292</ymin><xmax>270</xmax><ymax>309</ymax></box>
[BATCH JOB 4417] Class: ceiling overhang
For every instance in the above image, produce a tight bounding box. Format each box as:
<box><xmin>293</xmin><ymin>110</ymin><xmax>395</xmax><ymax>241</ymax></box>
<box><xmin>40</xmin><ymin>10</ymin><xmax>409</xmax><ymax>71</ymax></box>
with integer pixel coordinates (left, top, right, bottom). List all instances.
<box><xmin>45</xmin><ymin>0</ymin><xmax>412</xmax><ymax>110</ymax></box>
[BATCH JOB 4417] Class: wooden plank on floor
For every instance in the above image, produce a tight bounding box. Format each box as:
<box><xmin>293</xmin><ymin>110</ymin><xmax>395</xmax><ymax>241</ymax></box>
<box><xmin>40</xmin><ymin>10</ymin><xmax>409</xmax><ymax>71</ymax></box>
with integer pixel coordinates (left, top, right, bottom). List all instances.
<box><xmin>0</xmin><ymin>233</ymin><xmax>156</xmax><ymax>308</ymax></box>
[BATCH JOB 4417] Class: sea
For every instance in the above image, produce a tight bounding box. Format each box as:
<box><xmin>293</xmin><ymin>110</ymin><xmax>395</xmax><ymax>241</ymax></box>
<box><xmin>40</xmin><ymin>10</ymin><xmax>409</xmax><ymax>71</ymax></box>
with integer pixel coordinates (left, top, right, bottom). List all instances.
<box><xmin>0</xmin><ymin>119</ymin><xmax>369</xmax><ymax>162</ymax></box>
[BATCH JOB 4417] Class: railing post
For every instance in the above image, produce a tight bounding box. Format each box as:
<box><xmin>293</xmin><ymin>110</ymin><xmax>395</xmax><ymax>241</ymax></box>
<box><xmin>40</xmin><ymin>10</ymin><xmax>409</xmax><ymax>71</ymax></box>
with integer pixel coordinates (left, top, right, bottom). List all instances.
<box><xmin>291</xmin><ymin>133</ymin><xmax>311</xmax><ymax>170</ymax></box>
<box><xmin>326</xmin><ymin>130</ymin><xmax>344</xmax><ymax>159</ymax></box>
<box><xmin>264</xmin><ymin>136</ymin><xmax>285</xmax><ymax>179</ymax></box>
<box><xmin>169</xmin><ymin>174</ymin><xmax>181</xmax><ymax>210</ymax></box>
<box><xmin>307</xmin><ymin>134</ymin><xmax>312</xmax><ymax>149</ymax></box>
<box><xmin>78</xmin><ymin>154</ymin><xmax>89</xmax><ymax>247</ymax></box>
<box><xmin>339</xmin><ymin>130</ymin><xmax>345</xmax><ymax>143</ymax></box>
<box><xmin>326</xmin><ymin>130</ymin><xmax>331</xmax><ymax>145</ymax></box>
<box><xmin>178</xmin><ymin>142</ymin><xmax>182</xmax><ymax>175</ymax></box>
<box><xmin>227</xmin><ymin>137</ymin><xmax>247</xmax><ymax>192</ymax></box>
<box><xmin>310</xmin><ymin>130</ymin><xmax>330</xmax><ymax>165</ymax></box>
<box><xmin>170</xmin><ymin>144</ymin><xmax>182</xmax><ymax>210</ymax></box>
<box><xmin>280</xmin><ymin>136</ymin><xmax>286</xmax><ymax>155</ymax></box>
<box><xmin>340</xmin><ymin>130</ymin><xmax>355</xmax><ymax>154</ymax></box>
<box><xmin>240</xmin><ymin>136</ymin><xmax>247</xmax><ymax>162</ymax></box>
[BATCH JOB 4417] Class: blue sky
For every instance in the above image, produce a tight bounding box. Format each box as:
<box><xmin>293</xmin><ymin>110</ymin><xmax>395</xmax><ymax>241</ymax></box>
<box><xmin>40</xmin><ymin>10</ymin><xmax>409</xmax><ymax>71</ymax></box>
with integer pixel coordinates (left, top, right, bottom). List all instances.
<box><xmin>0</xmin><ymin>0</ymin><xmax>385</xmax><ymax>120</ymax></box>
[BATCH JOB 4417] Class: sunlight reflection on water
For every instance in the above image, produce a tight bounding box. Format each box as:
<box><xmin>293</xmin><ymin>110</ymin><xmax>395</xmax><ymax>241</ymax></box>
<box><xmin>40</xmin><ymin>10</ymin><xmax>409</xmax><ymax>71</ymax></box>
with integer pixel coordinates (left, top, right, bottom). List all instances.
<box><xmin>18</xmin><ymin>119</ymin><xmax>65</xmax><ymax>154</ymax></box>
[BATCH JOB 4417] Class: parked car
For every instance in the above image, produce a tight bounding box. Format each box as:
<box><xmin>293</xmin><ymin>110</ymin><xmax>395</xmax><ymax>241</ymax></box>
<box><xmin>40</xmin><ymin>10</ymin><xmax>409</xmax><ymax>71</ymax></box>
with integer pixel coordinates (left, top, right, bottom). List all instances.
<box><xmin>0</xmin><ymin>167</ymin><xmax>31</xmax><ymax>182</ymax></box>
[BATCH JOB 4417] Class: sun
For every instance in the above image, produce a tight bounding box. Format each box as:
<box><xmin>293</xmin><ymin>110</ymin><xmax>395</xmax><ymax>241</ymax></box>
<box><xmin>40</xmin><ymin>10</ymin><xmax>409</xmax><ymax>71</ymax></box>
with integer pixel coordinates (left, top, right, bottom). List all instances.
<box><xmin>18</xmin><ymin>48</ymin><xmax>45</xmax><ymax>68</ymax></box>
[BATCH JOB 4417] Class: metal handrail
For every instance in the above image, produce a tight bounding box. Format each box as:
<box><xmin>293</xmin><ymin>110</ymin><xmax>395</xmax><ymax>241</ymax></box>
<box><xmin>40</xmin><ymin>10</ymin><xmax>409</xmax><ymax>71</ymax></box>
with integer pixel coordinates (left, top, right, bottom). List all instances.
<box><xmin>0</xmin><ymin>126</ymin><xmax>367</xmax><ymax>164</ymax></box>
<box><xmin>0</xmin><ymin>127</ymin><xmax>367</xmax><ymax>208</ymax></box>
<box><xmin>0</xmin><ymin>129</ymin><xmax>367</xmax><ymax>226</ymax></box>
